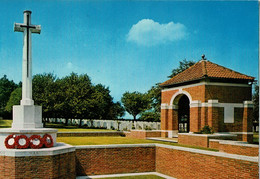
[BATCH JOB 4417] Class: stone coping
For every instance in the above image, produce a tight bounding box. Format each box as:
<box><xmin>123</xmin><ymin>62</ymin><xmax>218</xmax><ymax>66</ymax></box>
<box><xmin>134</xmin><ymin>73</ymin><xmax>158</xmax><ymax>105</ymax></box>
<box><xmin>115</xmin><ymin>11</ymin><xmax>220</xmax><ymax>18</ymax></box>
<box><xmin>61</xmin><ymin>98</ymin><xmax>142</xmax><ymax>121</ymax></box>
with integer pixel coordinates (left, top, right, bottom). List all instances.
<box><xmin>178</xmin><ymin>133</ymin><xmax>237</xmax><ymax>138</ymax></box>
<box><xmin>0</xmin><ymin>142</ymin><xmax>75</xmax><ymax>157</ymax></box>
<box><xmin>81</xmin><ymin>172</ymin><xmax>176</xmax><ymax>179</ymax></box>
<box><xmin>130</xmin><ymin>130</ymin><xmax>161</xmax><ymax>132</ymax></box>
<box><xmin>156</xmin><ymin>144</ymin><xmax>258</xmax><ymax>162</ymax></box>
<box><xmin>76</xmin><ymin>143</ymin><xmax>258</xmax><ymax>163</ymax></box>
<box><xmin>76</xmin><ymin>143</ymin><xmax>156</xmax><ymax>149</ymax></box>
<box><xmin>58</xmin><ymin>131</ymin><xmax>122</xmax><ymax>134</ymax></box>
<box><xmin>209</xmin><ymin>139</ymin><xmax>259</xmax><ymax>148</ymax></box>
<box><xmin>0</xmin><ymin>128</ymin><xmax>58</xmax><ymax>133</ymax></box>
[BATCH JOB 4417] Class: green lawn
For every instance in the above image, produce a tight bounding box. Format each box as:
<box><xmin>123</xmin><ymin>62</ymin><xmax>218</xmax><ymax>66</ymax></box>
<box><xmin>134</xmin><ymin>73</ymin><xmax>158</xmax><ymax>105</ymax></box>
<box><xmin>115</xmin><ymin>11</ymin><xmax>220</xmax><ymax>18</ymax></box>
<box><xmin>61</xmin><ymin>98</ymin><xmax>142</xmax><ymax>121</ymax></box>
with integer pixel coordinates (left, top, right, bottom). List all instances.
<box><xmin>57</xmin><ymin>136</ymin><xmax>218</xmax><ymax>151</ymax></box>
<box><xmin>100</xmin><ymin>175</ymin><xmax>164</xmax><ymax>179</ymax></box>
<box><xmin>253</xmin><ymin>132</ymin><xmax>259</xmax><ymax>144</ymax></box>
<box><xmin>0</xmin><ymin>120</ymin><xmax>112</xmax><ymax>132</ymax></box>
<box><xmin>0</xmin><ymin>119</ymin><xmax>12</xmax><ymax>128</ymax></box>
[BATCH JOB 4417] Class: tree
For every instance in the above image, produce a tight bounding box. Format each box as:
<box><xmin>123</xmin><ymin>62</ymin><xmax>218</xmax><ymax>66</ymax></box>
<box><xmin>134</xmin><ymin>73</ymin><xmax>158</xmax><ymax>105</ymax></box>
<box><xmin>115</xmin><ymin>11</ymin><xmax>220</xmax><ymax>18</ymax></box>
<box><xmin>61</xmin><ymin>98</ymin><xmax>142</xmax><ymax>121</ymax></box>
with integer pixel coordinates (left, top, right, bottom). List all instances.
<box><xmin>0</xmin><ymin>75</ymin><xmax>18</xmax><ymax>118</ymax></box>
<box><xmin>168</xmin><ymin>59</ymin><xmax>195</xmax><ymax>78</ymax></box>
<box><xmin>55</xmin><ymin>73</ymin><xmax>94</xmax><ymax>126</ymax></box>
<box><xmin>139</xmin><ymin>111</ymin><xmax>160</xmax><ymax>122</ymax></box>
<box><xmin>108</xmin><ymin>102</ymin><xmax>125</xmax><ymax>120</ymax></box>
<box><xmin>5</xmin><ymin>87</ymin><xmax>22</xmax><ymax>112</ymax></box>
<box><xmin>32</xmin><ymin>73</ymin><xmax>58</xmax><ymax>120</ymax></box>
<box><xmin>121</xmin><ymin>91</ymin><xmax>150</xmax><ymax>120</ymax></box>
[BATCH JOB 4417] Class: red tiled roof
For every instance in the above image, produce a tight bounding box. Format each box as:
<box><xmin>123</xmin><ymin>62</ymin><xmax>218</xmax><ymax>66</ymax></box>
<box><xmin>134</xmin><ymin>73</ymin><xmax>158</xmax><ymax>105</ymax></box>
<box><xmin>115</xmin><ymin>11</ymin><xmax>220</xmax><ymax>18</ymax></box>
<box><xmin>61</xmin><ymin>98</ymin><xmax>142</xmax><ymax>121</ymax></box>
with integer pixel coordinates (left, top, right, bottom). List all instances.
<box><xmin>160</xmin><ymin>60</ymin><xmax>255</xmax><ymax>87</ymax></box>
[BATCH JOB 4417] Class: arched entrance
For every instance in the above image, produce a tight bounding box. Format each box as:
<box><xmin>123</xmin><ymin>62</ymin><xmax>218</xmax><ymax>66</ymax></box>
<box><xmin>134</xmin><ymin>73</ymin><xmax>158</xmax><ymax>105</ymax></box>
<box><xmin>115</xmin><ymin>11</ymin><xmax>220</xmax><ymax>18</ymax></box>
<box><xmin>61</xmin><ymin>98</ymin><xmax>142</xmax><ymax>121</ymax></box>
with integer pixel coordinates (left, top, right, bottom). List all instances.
<box><xmin>178</xmin><ymin>95</ymin><xmax>190</xmax><ymax>133</ymax></box>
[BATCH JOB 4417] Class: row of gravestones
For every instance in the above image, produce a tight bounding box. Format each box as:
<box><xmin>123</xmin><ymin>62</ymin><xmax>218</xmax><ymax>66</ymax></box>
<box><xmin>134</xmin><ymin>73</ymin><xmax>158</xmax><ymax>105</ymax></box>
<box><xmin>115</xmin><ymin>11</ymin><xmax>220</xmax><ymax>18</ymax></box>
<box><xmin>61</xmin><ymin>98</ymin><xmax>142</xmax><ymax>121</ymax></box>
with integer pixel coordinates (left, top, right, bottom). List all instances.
<box><xmin>48</xmin><ymin>118</ymin><xmax>161</xmax><ymax>131</ymax></box>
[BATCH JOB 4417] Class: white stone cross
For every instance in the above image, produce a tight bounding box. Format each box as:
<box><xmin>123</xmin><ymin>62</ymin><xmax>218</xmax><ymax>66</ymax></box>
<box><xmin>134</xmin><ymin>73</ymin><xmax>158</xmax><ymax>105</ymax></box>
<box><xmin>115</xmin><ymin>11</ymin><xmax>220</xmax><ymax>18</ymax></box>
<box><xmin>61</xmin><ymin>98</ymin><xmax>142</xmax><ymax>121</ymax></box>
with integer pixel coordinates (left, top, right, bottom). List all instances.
<box><xmin>14</xmin><ymin>10</ymin><xmax>41</xmax><ymax>106</ymax></box>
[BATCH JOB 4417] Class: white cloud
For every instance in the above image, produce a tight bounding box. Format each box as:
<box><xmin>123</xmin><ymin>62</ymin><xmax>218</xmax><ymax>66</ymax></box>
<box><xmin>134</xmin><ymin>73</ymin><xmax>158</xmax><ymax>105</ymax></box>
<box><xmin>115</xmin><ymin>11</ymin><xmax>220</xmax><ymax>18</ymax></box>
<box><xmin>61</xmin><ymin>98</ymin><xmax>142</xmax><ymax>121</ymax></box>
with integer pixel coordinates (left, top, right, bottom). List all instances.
<box><xmin>66</xmin><ymin>62</ymin><xmax>73</xmax><ymax>69</ymax></box>
<box><xmin>127</xmin><ymin>19</ymin><xmax>187</xmax><ymax>46</ymax></box>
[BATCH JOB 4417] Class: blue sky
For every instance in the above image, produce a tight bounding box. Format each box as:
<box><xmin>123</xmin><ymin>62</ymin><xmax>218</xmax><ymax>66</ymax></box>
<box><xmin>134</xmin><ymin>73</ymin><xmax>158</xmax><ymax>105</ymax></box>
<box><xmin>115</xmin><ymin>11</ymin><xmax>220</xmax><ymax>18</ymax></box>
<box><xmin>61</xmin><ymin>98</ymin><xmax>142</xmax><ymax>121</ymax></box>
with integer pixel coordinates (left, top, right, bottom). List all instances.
<box><xmin>0</xmin><ymin>1</ymin><xmax>258</xmax><ymax>118</ymax></box>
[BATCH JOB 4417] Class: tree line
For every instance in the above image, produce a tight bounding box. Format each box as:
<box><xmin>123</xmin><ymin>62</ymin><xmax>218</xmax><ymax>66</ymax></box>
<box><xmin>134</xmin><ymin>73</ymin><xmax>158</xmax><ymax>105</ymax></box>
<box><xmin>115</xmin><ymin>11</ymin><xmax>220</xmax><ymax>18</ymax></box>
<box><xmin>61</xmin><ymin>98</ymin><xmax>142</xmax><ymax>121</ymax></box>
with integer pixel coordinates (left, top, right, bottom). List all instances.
<box><xmin>1</xmin><ymin>59</ymin><xmax>258</xmax><ymax>125</ymax></box>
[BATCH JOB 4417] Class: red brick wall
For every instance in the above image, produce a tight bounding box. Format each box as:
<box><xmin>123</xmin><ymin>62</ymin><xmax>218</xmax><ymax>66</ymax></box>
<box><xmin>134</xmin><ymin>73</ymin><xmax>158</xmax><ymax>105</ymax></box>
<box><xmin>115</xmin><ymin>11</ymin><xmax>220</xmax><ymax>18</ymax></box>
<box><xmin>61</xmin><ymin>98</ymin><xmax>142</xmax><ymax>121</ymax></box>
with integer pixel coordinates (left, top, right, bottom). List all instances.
<box><xmin>205</xmin><ymin>85</ymin><xmax>252</xmax><ymax>103</ymax></box>
<box><xmin>178</xmin><ymin>134</ymin><xmax>209</xmax><ymax>148</ymax></box>
<box><xmin>161</xmin><ymin>84</ymin><xmax>252</xmax><ymax>134</ymax></box>
<box><xmin>184</xmin><ymin>85</ymin><xmax>205</xmax><ymax>102</ymax></box>
<box><xmin>161</xmin><ymin>89</ymin><xmax>178</xmax><ymax>104</ymax></box>
<box><xmin>156</xmin><ymin>146</ymin><xmax>258</xmax><ymax>179</ymax></box>
<box><xmin>190</xmin><ymin>107</ymin><xmax>201</xmax><ymax>132</ymax></box>
<box><xmin>209</xmin><ymin>140</ymin><xmax>258</xmax><ymax>157</ymax></box>
<box><xmin>76</xmin><ymin>146</ymin><xmax>156</xmax><ymax>175</ymax></box>
<box><xmin>0</xmin><ymin>152</ymin><xmax>76</xmax><ymax>179</ymax></box>
<box><xmin>126</xmin><ymin>130</ymin><xmax>161</xmax><ymax>139</ymax></box>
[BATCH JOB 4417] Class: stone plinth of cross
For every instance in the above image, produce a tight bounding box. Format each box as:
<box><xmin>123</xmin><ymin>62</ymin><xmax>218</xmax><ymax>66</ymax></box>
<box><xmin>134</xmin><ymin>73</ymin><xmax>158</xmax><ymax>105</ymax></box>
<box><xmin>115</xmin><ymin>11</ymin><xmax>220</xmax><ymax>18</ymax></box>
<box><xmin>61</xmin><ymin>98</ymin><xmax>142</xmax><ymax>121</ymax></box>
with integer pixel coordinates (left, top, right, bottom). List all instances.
<box><xmin>14</xmin><ymin>10</ymin><xmax>41</xmax><ymax>106</ymax></box>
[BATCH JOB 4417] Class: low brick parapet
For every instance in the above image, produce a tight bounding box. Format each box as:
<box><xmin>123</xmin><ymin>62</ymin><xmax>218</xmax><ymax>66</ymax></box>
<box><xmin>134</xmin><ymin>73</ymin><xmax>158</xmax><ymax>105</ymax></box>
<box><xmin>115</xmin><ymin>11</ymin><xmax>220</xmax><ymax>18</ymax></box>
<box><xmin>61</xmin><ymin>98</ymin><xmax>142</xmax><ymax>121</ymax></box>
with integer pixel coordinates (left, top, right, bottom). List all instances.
<box><xmin>209</xmin><ymin>139</ymin><xmax>259</xmax><ymax>156</ymax></box>
<box><xmin>178</xmin><ymin>133</ymin><xmax>237</xmax><ymax>148</ymax></box>
<box><xmin>75</xmin><ymin>143</ymin><xmax>258</xmax><ymax>178</ymax></box>
<box><xmin>125</xmin><ymin>130</ymin><xmax>161</xmax><ymax>139</ymax></box>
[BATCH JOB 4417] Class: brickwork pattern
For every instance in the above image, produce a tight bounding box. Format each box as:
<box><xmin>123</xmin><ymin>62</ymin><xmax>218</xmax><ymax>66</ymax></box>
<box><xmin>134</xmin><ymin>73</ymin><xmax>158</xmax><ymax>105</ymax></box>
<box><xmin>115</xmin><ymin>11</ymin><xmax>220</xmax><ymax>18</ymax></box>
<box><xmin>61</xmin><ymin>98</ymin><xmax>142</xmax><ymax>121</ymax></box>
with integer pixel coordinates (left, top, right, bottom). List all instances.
<box><xmin>76</xmin><ymin>147</ymin><xmax>156</xmax><ymax>176</ymax></box>
<box><xmin>156</xmin><ymin>146</ymin><xmax>258</xmax><ymax>179</ymax></box>
<box><xmin>0</xmin><ymin>152</ymin><xmax>75</xmax><ymax>179</ymax></box>
<box><xmin>208</xmin><ymin>140</ymin><xmax>258</xmax><ymax>157</ymax></box>
<box><xmin>125</xmin><ymin>130</ymin><xmax>161</xmax><ymax>139</ymax></box>
<box><xmin>178</xmin><ymin>134</ymin><xmax>209</xmax><ymax>148</ymax></box>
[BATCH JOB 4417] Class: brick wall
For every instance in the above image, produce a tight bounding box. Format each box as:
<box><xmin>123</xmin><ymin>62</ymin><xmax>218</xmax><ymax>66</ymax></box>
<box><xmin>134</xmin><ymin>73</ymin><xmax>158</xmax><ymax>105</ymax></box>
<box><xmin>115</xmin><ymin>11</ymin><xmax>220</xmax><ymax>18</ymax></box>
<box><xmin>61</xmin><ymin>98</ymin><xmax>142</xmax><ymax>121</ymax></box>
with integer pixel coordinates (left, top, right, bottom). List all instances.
<box><xmin>74</xmin><ymin>144</ymin><xmax>258</xmax><ymax>178</ymax></box>
<box><xmin>178</xmin><ymin>134</ymin><xmax>209</xmax><ymax>148</ymax></box>
<box><xmin>0</xmin><ymin>152</ymin><xmax>75</xmax><ymax>179</ymax></box>
<box><xmin>205</xmin><ymin>85</ymin><xmax>252</xmax><ymax>103</ymax></box>
<box><xmin>76</xmin><ymin>145</ymin><xmax>156</xmax><ymax>176</ymax></box>
<box><xmin>209</xmin><ymin>140</ymin><xmax>258</xmax><ymax>157</ymax></box>
<box><xmin>156</xmin><ymin>145</ymin><xmax>258</xmax><ymax>179</ymax></box>
<box><xmin>125</xmin><ymin>130</ymin><xmax>161</xmax><ymax>139</ymax></box>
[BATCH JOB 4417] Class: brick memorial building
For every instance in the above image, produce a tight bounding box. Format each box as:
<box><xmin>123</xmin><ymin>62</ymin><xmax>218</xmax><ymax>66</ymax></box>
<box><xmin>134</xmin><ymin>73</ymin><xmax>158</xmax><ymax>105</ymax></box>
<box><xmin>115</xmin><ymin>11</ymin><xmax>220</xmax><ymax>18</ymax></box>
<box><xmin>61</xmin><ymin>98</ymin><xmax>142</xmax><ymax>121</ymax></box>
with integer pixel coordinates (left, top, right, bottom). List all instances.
<box><xmin>160</xmin><ymin>55</ymin><xmax>255</xmax><ymax>143</ymax></box>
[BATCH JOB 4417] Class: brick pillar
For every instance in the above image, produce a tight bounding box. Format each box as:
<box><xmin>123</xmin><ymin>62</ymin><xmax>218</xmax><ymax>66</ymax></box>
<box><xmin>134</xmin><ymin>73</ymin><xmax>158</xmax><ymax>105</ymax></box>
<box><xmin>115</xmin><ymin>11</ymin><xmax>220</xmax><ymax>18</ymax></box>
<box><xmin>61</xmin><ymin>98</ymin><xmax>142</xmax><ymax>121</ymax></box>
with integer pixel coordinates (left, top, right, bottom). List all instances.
<box><xmin>242</xmin><ymin>101</ymin><xmax>254</xmax><ymax>143</ymax></box>
<box><xmin>161</xmin><ymin>103</ymin><xmax>168</xmax><ymax>137</ymax></box>
<box><xmin>190</xmin><ymin>101</ymin><xmax>201</xmax><ymax>132</ymax></box>
<box><xmin>207</xmin><ymin>100</ymin><xmax>219</xmax><ymax>132</ymax></box>
<box><xmin>201</xmin><ymin>106</ymin><xmax>207</xmax><ymax>130</ymax></box>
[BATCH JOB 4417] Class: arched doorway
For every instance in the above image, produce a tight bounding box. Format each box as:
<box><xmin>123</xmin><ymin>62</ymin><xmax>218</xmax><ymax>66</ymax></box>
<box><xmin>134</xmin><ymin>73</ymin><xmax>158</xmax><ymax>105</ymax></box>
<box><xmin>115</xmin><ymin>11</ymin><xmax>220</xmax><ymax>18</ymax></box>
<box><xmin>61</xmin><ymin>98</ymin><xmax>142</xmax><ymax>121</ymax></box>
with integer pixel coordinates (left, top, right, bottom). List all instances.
<box><xmin>178</xmin><ymin>95</ymin><xmax>190</xmax><ymax>133</ymax></box>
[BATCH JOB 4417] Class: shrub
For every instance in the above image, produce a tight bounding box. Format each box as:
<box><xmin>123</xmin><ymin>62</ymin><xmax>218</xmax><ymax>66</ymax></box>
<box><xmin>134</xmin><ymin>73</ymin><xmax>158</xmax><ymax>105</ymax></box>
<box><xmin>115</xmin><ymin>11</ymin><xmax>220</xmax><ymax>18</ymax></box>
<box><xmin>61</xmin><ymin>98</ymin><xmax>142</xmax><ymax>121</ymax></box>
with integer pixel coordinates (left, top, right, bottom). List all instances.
<box><xmin>200</xmin><ymin>125</ymin><xmax>214</xmax><ymax>134</ymax></box>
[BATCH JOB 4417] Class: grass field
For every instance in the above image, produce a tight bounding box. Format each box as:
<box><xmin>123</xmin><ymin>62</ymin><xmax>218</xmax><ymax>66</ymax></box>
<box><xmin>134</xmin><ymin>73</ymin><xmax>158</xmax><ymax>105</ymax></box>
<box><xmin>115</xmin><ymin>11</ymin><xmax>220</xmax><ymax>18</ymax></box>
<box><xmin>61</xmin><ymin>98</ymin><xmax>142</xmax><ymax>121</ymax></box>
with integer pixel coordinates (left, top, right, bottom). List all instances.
<box><xmin>0</xmin><ymin>120</ymin><xmax>113</xmax><ymax>132</ymax></box>
<box><xmin>99</xmin><ymin>175</ymin><xmax>165</xmax><ymax>179</ymax></box>
<box><xmin>0</xmin><ymin>119</ymin><xmax>12</xmax><ymax>128</ymax></box>
<box><xmin>57</xmin><ymin>136</ymin><xmax>218</xmax><ymax>151</ymax></box>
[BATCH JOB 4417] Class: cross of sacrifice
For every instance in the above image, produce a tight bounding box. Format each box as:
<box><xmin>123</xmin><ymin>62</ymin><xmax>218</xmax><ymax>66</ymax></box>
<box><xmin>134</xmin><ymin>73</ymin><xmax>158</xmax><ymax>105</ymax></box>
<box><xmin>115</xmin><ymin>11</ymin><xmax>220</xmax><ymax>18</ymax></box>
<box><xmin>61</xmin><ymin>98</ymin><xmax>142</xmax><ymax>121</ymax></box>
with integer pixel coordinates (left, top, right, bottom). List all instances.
<box><xmin>14</xmin><ymin>10</ymin><xmax>41</xmax><ymax>106</ymax></box>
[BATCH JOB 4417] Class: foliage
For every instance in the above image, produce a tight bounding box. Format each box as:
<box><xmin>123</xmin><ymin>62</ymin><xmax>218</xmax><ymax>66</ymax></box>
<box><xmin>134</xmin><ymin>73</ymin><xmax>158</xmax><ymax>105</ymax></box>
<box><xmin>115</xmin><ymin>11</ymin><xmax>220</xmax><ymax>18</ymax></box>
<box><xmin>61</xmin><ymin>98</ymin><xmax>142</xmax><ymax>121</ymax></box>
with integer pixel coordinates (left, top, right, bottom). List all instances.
<box><xmin>3</xmin><ymin>73</ymin><xmax>125</xmax><ymax>125</ymax></box>
<box><xmin>121</xmin><ymin>91</ymin><xmax>151</xmax><ymax>120</ymax></box>
<box><xmin>252</xmin><ymin>84</ymin><xmax>259</xmax><ymax>122</ymax></box>
<box><xmin>5</xmin><ymin>87</ymin><xmax>22</xmax><ymax>112</ymax></box>
<box><xmin>33</xmin><ymin>73</ymin><xmax>57</xmax><ymax>118</ymax></box>
<box><xmin>168</xmin><ymin>59</ymin><xmax>195</xmax><ymax>78</ymax></box>
<box><xmin>195</xmin><ymin>125</ymin><xmax>214</xmax><ymax>134</ymax></box>
<box><xmin>0</xmin><ymin>75</ymin><xmax>18</xmax><ymax>117</ymax></box>
<box><xmin>147</xmin><ymin>84</ymin><xmax>161</xmax><ymax>113</ymax></box>
<box><xmin>139</xmin><ymin>111</ymin><xmax>160</xmax><ymax>122</ymax></box>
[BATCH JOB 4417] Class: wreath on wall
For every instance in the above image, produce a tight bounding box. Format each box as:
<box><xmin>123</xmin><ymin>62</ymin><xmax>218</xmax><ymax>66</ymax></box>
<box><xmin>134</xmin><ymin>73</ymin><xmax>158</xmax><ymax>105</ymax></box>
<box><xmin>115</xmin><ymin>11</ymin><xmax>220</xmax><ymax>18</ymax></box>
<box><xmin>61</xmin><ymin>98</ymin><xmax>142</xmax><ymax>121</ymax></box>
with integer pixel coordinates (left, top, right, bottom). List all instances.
<box><xmin>5</xmin><ymin>134</ymin><xmax>16</xmax><ymax>149</ymax></box>
<box><xmin>29</xmin><ymin>135</ymin><xmax>43</xmax><ymax>149</ymax></box>
<box><xmin>43</xmin><ymin>134</ymin><xmax>54</xmax><ymax>148</ymax></box>
<box><xmin>15</xmin><ymin>135</ymin><xmax>30</xmax><ymax>149</ymax></box>
<box><xmin>4</xmin><ymin>134</ymin><xmax>54</xmax><ymax>149</ymax></box>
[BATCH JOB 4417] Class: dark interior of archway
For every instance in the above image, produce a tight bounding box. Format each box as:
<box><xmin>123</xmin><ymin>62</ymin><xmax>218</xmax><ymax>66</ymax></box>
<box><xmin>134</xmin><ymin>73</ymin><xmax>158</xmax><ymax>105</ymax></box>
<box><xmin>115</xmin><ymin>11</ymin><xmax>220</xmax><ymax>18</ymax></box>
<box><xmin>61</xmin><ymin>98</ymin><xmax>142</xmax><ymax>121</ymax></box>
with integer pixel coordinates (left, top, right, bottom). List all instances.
<box><xmin>178</xmin><ymin>95</ymin><xmax>190</xmax><ymax>133</ymax></box>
